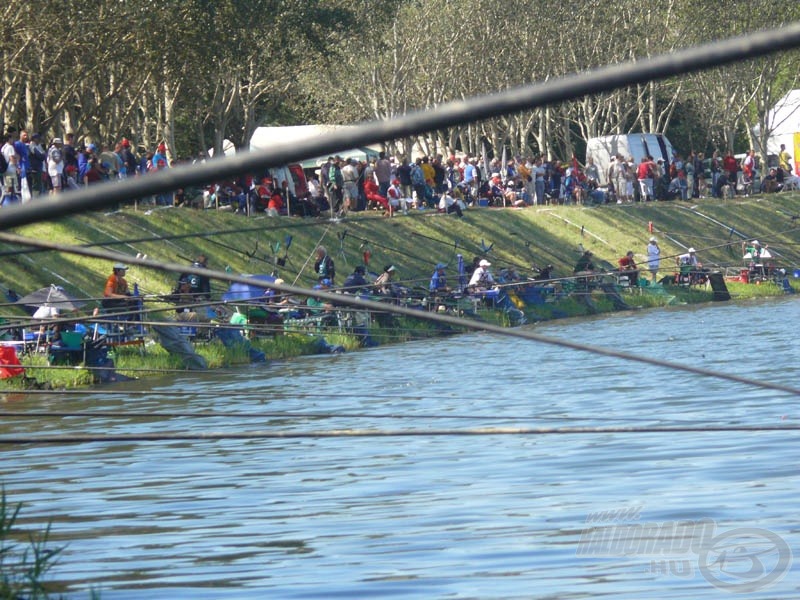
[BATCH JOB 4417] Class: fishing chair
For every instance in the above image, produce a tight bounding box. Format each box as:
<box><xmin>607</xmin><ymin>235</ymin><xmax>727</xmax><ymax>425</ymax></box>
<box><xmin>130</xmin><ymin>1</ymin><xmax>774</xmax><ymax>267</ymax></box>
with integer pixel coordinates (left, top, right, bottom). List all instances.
<box><xmin>677</xmin><ymin>264</ymin><xmax>693</xmax><ymax>286</ymax></box>
<box><xmin>48</xmin><ymin>331</ymin><xmax>87</xmax><ymax>366</ymax></box>
<box><xmin>94</xmin><ymin>306</ymin><xmax>146</xmax><ymax>354</ymax></box>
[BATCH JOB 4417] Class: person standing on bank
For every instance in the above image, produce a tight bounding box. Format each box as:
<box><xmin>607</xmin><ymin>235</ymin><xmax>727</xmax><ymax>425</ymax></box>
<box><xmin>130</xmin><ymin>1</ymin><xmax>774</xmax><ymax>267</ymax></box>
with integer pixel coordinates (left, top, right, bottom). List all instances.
<box><xmin>646</xmin><ymin>237</ymin><xmax>660</xmax><ymax>283</ymax></box>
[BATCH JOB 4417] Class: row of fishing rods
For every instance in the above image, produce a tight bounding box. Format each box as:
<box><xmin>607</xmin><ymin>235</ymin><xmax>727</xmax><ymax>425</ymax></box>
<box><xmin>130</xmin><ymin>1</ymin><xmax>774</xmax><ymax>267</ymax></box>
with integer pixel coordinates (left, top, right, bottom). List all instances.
<box><xmin>2</xmin><ymin>204</ymin><xmax>799</xmax><ymax>267</ymax></box>
<box><xmin>2</xmin><ymin>24</ymin><xmax>800</xmax><ymax>406</ymax></box>
<box><xmin>2</xmin><ymin>206</ymin><xmax>795</xmax><ymax>303</ymax></box>
<box><xmin>6</xmin><ymin>230</ymin><xmax>800</xmax><ymax>398</ymax></box>
<box><xmin>0</xmin><ymin>216</ymin><xmax>795</xmax><ymax>341</ymax></box>
<box><xmin>2</xmin><ymin>44</ymin><xmax>800</xmax><ymax>442</ymax></box>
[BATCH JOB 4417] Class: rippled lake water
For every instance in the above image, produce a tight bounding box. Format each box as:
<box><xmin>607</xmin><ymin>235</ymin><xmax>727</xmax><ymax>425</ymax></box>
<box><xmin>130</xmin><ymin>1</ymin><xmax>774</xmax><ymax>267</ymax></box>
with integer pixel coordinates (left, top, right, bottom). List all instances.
<box><xmin>2</xmin><ymin>297</ymin><xmax>799</xmax><ymax>598</ymax></box>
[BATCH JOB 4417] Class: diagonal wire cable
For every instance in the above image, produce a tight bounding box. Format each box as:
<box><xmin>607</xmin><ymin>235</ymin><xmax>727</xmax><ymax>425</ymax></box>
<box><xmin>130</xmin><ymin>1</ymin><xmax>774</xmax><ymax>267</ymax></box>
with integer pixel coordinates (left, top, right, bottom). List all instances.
<box><xmin>1</xmin><ymin>425</ymin><xmax>799</xmax><ymax>444</ymax></box>
<box><xmin>1</xmin><ymin>231</ymin><xmax>799</xmax><ymax>396</ymax></box>
<box><xmin>1</xmin><ymin>24</ymin><xmax>799</xmax><ymax>229</ymax></box>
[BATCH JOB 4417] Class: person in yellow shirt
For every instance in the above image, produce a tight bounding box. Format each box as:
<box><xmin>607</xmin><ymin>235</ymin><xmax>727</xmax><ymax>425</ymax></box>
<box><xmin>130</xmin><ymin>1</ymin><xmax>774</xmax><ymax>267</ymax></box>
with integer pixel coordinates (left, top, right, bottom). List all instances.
<box><xmin>421</xmin><ymin>156</ymin><xmax>435</xmax><ymax>188</ymax></box>
<box><xmin>778</xmin><ymin>144</ymin><xmax>792</xmax><ymax>173</ymax></box>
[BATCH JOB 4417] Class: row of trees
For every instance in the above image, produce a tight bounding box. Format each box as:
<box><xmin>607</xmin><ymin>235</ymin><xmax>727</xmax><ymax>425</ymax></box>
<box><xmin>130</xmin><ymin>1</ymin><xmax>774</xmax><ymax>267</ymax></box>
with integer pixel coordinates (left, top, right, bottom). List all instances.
<box><xmin>1</xmin><ymin>1</ymin><xmax>798</xmax><ymax>163</ymax></box>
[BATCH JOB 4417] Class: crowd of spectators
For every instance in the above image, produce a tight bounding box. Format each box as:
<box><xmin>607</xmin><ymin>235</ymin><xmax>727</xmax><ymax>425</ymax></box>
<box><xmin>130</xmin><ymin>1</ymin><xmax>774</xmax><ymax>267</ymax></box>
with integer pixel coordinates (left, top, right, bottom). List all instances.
<box><xmin>2</xmin><ymin>129</ymin><xmax>796</xmax><ymax>212</ymax></box>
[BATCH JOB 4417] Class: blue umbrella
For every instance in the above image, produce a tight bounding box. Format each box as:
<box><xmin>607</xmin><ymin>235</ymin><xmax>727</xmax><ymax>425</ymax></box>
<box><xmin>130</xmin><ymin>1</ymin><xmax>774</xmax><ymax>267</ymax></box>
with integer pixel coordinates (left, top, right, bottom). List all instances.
<box><xmin>221</xmin><ymin>275</ymin><xmax>276</xmax><ymax>302</ymax></box>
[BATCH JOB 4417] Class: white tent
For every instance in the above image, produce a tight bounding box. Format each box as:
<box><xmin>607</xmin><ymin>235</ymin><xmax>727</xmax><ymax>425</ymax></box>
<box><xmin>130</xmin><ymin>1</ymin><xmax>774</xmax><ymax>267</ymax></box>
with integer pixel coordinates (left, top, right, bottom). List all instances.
<box><xmin>207</xmin><ymin>139</ymin><xmax>236</xmax><ymax>158</ymax></box>
<box><xmin>249</xmin><ymin>125</ymin><xmax>380</xmax><ymax>169</ymax></box>
<box><xmin>764</xmin><ymin>90</ymin><xmax>800</xmax><ymax>175</ymax></box>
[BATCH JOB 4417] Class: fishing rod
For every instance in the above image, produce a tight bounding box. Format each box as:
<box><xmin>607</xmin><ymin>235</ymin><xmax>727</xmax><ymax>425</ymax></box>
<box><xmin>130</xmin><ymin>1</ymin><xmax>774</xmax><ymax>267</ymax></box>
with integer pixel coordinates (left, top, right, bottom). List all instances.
<box><xmin>292</xmin><ymin>224</ymin><xmax>331</xmax><ymax>285</ymax></box>
<box><xmin>121</xmin><ymin>217</ymin><xmax>197</xmax><ymax>262</ymax></box>
<box><xmin>2</xmin><ymin>231</ymin><xmax>800</xmax><ymax>396</ymax></box>
<box><xmin>0</xmin><ymin>216</ymin><xmax>350</xmax><ymax>260</ymax></box>
<box><xmin>543</xmin><ymin>211</ymin><xmax>615</xmax><ymax>250</ymax></box>
<box><xmin>3</xmin><ymin>424</ymin><xmax>800</xmax><ymax>444</ymax></box>
<box><xmin>0</xmin><ymin>408</ymin><xmax>706</xmax><ymax>425</ymax></box>
<box><xmin>3</xmin><ymin>25</ymin><xmax>799</xmax><ymax>232</ymax></box>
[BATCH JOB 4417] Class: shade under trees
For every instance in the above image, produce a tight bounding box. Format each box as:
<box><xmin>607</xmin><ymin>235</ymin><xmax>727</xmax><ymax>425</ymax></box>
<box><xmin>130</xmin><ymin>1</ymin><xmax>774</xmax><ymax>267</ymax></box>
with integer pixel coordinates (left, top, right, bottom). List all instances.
<box><xmin>0</xmin><ymin>0</ymin><xmax>797</xmax><ymax>163</ymax></box>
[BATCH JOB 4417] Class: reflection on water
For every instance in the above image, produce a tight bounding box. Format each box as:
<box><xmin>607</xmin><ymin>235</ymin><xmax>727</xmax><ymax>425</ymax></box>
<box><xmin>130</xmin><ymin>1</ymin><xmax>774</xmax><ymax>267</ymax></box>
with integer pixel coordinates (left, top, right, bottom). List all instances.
<box><xmin>2</xmin><ymin>298</ymin><xmax>799</xmax><ymax>598</ymax></box>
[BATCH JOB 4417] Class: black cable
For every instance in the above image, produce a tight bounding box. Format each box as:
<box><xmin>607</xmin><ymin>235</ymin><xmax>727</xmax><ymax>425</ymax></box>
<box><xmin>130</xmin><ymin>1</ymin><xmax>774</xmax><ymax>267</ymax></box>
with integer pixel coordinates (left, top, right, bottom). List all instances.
<box><xmin>1</xmin><ymin>231</ymin><xmax>799</xmax><ymax>395</ymax></box>
<box><xmin>1</xmin><ymin>25</ymin><xmax>799</xmax><ymax>229</ymax></box>
<box><xmin>1</xmin><ymin>424</ymin><xmax>799</xmax><ymax>445</ymax></box>
<box><xmin>0</xmin><ymin>409</ymin><xmax>679</xmax><ymax>423</ymax></box>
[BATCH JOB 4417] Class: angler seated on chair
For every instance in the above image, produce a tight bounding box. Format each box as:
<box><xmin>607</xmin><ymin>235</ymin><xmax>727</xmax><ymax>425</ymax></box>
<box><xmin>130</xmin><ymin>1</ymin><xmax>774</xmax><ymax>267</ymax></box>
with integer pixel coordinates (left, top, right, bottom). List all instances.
<box><xmin>532</xmin><ymin>264</ymin><xmax>555</xmax><ymax>281</ymax></box>
<box><xmin>468</xmin><ymin>259</ymin><xmax>495</xmax><ymax>291</ymax></box>
<box><xmin>304</xmin><ymin>279</ymin><xmax>339</xmax><ymax>328</ymax></box>
<box><xmin>102</xmin><ymin>263</ymin><xmax>137</xmax><ymax>311</ymax></box>
<box><xmin>343</xmin><ymin>266</ymin><xmax>370</xmax><ymax>294</ymax></box>
<box><xmin>373</xmin><ymin>265</ymin><xmax>399</xmax><ymax>298</ymax></box>
<box><xmin>429</xmin><ymin>263</ymin><xmax>451</xmax><ymax>304</ymax></box>
<box><xmin>742</xmin><ymin>240</ymin><xmax>773</xmax><ymax>281</ymax></box>
<box><xmin>676</xmin><ymin>247</ymin><xmax>707</xmax><ymax>285</ymax></box>
<box><xmin>166</xmin><ymin>278</ymin><xmax>207</xmax><ymax>322</ymax></box>
<box><xmin>618</xmin><ymin>251</ymin><xmax>639</xmax><ymax>287</ymax></box>
<box><xmin>467</xmin><ymin>260</ymin><xmax>501</xmax><ymax>308</ymax></box>
<box><xmin>573</xmin><ymin>250</ymin><xmax>599</xmax><ymax>290</ymax></box>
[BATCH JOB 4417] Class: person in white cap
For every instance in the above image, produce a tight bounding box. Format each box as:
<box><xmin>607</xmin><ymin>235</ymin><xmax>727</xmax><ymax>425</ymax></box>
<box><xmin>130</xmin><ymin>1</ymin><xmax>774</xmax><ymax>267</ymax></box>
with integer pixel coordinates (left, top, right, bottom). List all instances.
<box><xmin>676</xmin><ymin>247</ymin><xmax>704</xmax><ymax>285</ymax></box>
<box><xmin>102</xmin><ymin>262</ymin><xmax>134</xmax><ymax>309</ymax></box>
<box><xmin>743</xmin><ymin>239</ymin><xmax>764</xmax><ymax>260</ymax></box>
<box><xmin>374</xmin><ymin>265</ymin><xmax>397</xmax><ymax>296</ymax></box>
<box><xmin>646</xmin><ymin>236</ymin><xmax>660</xmax><ymax>283</ymax></box>
<box><xmin>468</xmin><ymin>258</ymin><xmax>495</xmax><ymax>290</ymax></box>
<box><xmin>677</xmin><ymin>247</ymin><xmax>699</xmax><ymax>268</ymax></box>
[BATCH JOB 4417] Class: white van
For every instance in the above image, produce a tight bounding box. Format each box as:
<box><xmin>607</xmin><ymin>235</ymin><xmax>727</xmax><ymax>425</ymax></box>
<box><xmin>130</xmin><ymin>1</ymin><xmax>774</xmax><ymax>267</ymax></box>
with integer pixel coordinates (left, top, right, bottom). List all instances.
<box><xmin>586</xmin><ymin>134</ymin><xmax>676</xmax><ymax>186</ymax></box>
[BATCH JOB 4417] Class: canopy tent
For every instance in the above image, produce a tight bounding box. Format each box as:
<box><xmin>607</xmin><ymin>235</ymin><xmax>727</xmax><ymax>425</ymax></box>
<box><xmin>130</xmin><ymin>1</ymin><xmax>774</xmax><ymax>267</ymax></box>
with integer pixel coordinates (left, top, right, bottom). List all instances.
<box><xmin>207</xmin><ymin>139</ymin><xmax>237</xmax><ymax>158</ymax></box>
<box><xmin>761</xmin><ymin>90</ymin><xmax>800</xmax><ymax>175</ymax></box>
<box><xmin>249</xmin><ymin>125</ymin><xmax>380</xmax><ymax>170</ymax></box>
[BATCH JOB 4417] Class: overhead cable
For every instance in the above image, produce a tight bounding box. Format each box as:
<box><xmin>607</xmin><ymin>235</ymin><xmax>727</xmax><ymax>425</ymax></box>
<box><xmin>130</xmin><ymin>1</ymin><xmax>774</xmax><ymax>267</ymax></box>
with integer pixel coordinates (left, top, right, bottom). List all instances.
<box><xmin>1</xmin><ymin>24</ymin><xmax>799</xmax><ymax>229</ymax></box>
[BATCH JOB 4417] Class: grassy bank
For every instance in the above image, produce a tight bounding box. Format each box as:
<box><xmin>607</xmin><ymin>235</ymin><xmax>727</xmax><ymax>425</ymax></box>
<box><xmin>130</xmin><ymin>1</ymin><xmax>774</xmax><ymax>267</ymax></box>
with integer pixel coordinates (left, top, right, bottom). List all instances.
<box><xmin>3</xmin><ymin>194</ymin><xmax>800</xmax><ymax>297</ymax></box>
<box><xmin>1</xmin><ymin>193</ymin><xmax>799</xmax><ymax>388</ymax></box>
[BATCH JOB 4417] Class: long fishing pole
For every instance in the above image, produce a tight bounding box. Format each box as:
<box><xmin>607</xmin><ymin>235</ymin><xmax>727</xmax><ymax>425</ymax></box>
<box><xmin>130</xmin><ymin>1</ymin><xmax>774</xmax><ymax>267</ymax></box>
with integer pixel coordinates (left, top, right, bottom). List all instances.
<box><xmin>2</xmin><ymin>231</ymin><xmax>800</xmax><ymax>396</ymax></box>
<box><xmin>0</xmin><ymin>408</ymin><xmax>711</xmax><ymax>426</ymax></box>
<box><xmin>3</xmin><ymin>25</ymin><xmax>800</xmax><ymax>230</ymax></box>
<box><xmin>292</xmin><ymin>224</ymin><xmax>331</xmax><ymax>285</ymax></box>
<box><xmin>3</xmin><ymin>424</ymin><xmax>799</xmax><ymax>444</ymax></box>
<box><xmin>0</xmin><ymin>219</ymin><xmax>346</xmax><ymax>259</ymax></box>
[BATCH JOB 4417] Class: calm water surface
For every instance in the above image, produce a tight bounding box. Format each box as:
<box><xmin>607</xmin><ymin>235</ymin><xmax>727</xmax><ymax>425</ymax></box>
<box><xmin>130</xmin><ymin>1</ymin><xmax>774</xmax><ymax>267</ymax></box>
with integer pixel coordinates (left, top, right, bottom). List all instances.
<box><xmin>2</xmin><ymin>298</ymin><xmax>799</xmax><ymax>598</ymax></box>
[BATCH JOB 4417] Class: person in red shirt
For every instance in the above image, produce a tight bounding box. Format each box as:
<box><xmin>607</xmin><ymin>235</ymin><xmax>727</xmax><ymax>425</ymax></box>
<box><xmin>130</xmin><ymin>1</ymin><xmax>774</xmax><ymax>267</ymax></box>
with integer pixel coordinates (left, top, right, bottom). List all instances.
<box><xmin>636</xmin><ymin>157</ymin><xmax>654</xmax><ymax>201</ymax></box>
<box><xmin>722</xmin><ymin>151</ymin><xmax>738</xmax><ymax>185</ymax></box>
<box><xmin>618</xmin><ymin>251</ymin><xmax>639</xmax><ymax>287</ymax></box>
<box><xmin>267</xmin><ymin>189</ymin><xmax>284</xmax><ymax>216</ymax></box>
<box><xmin>364</xmin><ymin>178</ymin><xmax>391</xmax><ymax>216</ymax></box>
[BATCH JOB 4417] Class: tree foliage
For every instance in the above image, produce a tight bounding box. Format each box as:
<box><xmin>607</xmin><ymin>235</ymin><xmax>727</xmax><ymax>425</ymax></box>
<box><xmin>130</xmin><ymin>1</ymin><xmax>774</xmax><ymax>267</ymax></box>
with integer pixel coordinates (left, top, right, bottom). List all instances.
<box><xmin>0</xmin><ymin>0</ymin><xmax>797</xmax><ymax>161</ymax></box>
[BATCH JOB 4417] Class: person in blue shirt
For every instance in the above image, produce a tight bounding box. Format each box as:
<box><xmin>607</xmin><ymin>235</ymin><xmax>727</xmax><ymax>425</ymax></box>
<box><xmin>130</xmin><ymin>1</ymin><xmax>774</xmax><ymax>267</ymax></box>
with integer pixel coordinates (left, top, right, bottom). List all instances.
<box><xmin>429</xmin><ymin>263</ymin><xmax>449</xmax><ymax>294</ymax></box>
<box><xmin>343</xmin><ymin>265</ymin><xmax>369</xmax><ymax>293</ymax></box>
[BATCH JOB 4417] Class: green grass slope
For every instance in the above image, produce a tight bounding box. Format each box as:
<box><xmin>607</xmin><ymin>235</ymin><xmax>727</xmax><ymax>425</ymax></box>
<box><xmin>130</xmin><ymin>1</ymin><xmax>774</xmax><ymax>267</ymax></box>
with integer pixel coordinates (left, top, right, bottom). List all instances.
<box><xmin>2</xmin><ymin>193</ymin><xmax>800</xmax><ymax>308</ymax></box>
